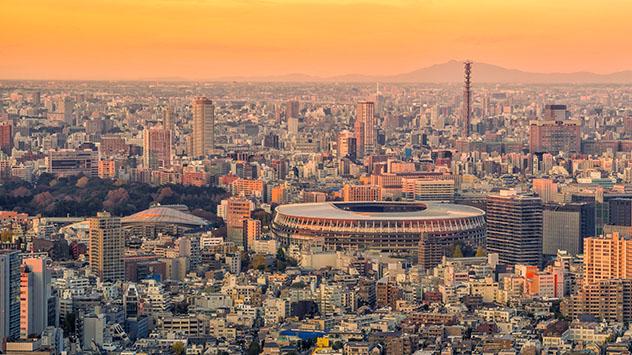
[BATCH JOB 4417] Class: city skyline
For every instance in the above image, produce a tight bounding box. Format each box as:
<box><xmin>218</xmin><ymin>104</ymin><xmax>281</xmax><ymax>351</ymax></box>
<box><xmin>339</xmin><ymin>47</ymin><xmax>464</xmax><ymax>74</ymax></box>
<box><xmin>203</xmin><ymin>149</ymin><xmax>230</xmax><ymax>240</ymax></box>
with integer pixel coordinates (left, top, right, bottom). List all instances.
<box><xmin>2</xmin><ymin>0</ymin><xmax>632</xmax><ymax>80</ymax></box>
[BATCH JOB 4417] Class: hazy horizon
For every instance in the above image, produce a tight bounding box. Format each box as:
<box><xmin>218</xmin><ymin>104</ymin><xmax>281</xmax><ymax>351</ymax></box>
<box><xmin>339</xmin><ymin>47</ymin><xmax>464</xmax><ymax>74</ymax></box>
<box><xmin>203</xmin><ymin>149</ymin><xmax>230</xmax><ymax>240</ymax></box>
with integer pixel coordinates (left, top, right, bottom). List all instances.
<box><xmin>2</xmin><ymin>0</ymin><xmax>631</xmax><ymax>80</ymax></box>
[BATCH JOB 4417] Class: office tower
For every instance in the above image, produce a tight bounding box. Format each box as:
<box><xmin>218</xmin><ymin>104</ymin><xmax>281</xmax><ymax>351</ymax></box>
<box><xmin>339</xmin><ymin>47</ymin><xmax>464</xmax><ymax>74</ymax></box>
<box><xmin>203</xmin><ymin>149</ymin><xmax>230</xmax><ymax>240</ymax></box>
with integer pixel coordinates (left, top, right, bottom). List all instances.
<box><xmin>0</xmin><ymin>121</ymin><xmax>12</xmax><ymax>155</ymax></box>
<box><xmin>583</xmin><ymin>232</ymin><xmax>632</xmax><ymax>284</ymax></box>
<box><xmin>243</xmin><ymin>218</ymin><xmax>262</xmax><ymax>251</ymax></box>
<box><xmin>487</xmin><ymin>190</ymin><xmax>543</xmax><ymax>266</ymax></box>
<box><xmin>0</xmin><ymin>250</ymin><xmax>21</xmax><ymax>342</ymax></box>
<box><xmin>286</xmin><ymin>100</ymin><xmax>300</xmax><ymax>120</ymax></box>
<box><xmin>543</xmin><ymin>203</ymin><xmax>595</xmax><ymax>255</ymax></box>
<box><xmin>337</xmin><ymin>130</ymin><xmax>357</xmax><ymax>161</ymax></box>
<box><xmin>47</xmin><ymin>149</ymin><xmax>99</xmax><ymax>177</ymax></box>
<box><xmin>287</xmin><ymin>117</ymin><xmax>299</xmax><ymax>136</ymax></box>
<box><xmin>55</xmin><ymin>96</ymin><xmax>73</xmax><ymax>124</ymax></box>
<box><xmin>192</xmin><ymin>97</ymin><xmax>215</xmax><ymax>157</ymax></box>
<box><xmin>163</xmin><ymin>104</ymin><xmax>175</xmax><ymax>133</ymax></box>
<box><xmin>354</xmin><ymin>101</ymin><xmax>376</xmax><ymax>159</ymax></box>
<box><xmin>142</xmin><ymin>127</ymin><xmax>172</xmax><ymax>170</ymax></box>
<box><xmin>20</xmin><ymin>257</ymin><xmax>50</xmax><ymax>338</ymax></box>
<box><xmin>625</xmin><ymin>115</ymin><xmax>632</xmax><ymax>137</ymax></box>
<box><xmin>543</xmin><ymin>104</ymin><xmax>568</xmax><ymax>121</ymax></box>
<box><xmin>608</xmin><ymin>198</ymin><xmax>632</xmax><ymax>226</ymax></box>
<box><xmin>89</xmin><ymin>212</ymin><xmax>124</xmax><ymax>282</ymax></box>
<box><xmin>461</xmin><ymin>60</ymin><xmax>472</xmax><ymax>138</ymax></box>
<box><xmin>529</xmin><ymin>108</ymin><xmax>580</xmax><ymax>153</ymax></box>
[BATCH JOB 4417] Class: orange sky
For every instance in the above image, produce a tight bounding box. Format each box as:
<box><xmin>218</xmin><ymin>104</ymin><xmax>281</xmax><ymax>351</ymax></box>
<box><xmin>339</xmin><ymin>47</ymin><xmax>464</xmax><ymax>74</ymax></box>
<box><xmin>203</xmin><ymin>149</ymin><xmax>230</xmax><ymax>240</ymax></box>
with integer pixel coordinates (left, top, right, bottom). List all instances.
<box><xmin>0</xmin><ymin>0</ymin><xmax>630</xmax><ymax>80</ymax></box>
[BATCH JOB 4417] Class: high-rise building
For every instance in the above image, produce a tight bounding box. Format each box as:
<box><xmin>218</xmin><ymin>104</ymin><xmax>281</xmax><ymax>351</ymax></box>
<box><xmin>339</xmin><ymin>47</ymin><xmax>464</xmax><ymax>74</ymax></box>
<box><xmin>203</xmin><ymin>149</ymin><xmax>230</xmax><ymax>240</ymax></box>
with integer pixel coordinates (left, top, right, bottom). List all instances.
<box><xmin>143</xmin><ymin>127</ymin><xmax>172</xmax><ymax>170</ymax></box>
<box><xmin>543</xmin><ymin>203</ymin><xmax>595</xmax><ymax>256</ymax></box>
<box><xmin>608</xmin><ymin>198</ymin><xmax>632</xmax><ymax>226</ymax></box>
<box><xmin>217</xmin><ymin>198</ymin><xmax>254</xmax><ymax>247</ymax></box>
<box><xmin>461</xmin><ymin>61</ymin><xmax>472</xmax><ymax>138</ymax></box>
<box><xmin>20</xmin><ymin>257</ymin><xmax>50</xmax><ymax>338</ymax></box>
<box><xmin>0</xmin><ymin>121</ymin><xmax>12</xmax><ymax>155</ymax></box>
<box><xmin>583</xmin><ymin>232</ymin><xmax>632</xmax><ymax>285</ymax></box>
<box><xmin>286</xmin><ymin>100</ymin><xmax>300</xmax><ymax>120</ymax></box>
<box><xmin>89</xmin><ymin>212</ymin><xmax>124</xmax><ymax>282</ymax></box>
<box><xmin>287</xmin><ymin>117</ymin><xmax>299</xmax><ymax>136</ymax></box>
<box><xmin>529</xmin><ymin>120</ymin><xmax>581</xmax><ymax>154</ymax></box>
<box><xmin>192</xmin><ymin>97</ymin><xmax>215</xmax><ymax>157</ymax></box>
<box><xmin>243</xmin><ymin>218</ymin><xmax>262</xmax><ymax>251</ymax></box>
<box><xmin>163</xmin><ymin>104</ymin><xmax>175</xmax><ymax>134</ymax></box>
<box><xmin>487</xmin><ymin>190</ymin><xmax>543</xmax><ymax>266</ymax></box>
<box><xmin>354</xmin><ymin>101</ymin><xmax>377</xmax><ymax>159</ymax></box>
<box><xmin>337</xmin><ymin>130</ymin><xmax>357</xmax><ymax>161</ymax></box>
<box><xmin>0</xmin><ymin>250</ymin><xmax>21</xmax><ymax>343</ymax></box>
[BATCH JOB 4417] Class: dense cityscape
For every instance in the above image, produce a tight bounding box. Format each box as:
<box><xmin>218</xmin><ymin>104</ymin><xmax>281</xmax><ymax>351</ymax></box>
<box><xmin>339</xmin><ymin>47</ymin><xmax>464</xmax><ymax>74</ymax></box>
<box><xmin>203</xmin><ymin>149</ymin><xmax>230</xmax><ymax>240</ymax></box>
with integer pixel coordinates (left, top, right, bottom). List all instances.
<box><xmin>1</xmin><ymin>68</ymin><xmax>632</xmax><ymax>355</ymax></box>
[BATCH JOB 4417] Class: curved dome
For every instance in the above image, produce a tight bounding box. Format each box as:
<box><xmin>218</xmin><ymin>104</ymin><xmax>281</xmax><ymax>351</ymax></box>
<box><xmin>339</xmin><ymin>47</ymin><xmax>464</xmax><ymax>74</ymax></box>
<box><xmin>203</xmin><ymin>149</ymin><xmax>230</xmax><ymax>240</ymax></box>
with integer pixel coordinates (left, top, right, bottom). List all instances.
<box><xmin>122</xmin><ymin>206</ymin><xmax>208</xmax><ymax>227</ymax></box>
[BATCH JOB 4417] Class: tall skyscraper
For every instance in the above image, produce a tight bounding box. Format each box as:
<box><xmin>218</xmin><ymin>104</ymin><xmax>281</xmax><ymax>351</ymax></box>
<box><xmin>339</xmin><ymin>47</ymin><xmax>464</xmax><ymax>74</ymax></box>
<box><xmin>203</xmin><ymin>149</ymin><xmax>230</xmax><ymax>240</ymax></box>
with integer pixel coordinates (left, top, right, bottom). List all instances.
<box><xmin>0</xmin><ymin>121</ymin><xmax>12</xmax><ymax>155</ymax></box>
<box><xmin>143</xmin><ymin>127</ymin><xmax>172</xmax><ymax>170</ymax></box>
<box><xmin>354</xmin><ymin>101</ymin><xmax>376</xmax><ymax>159</ymax></box>
<box><xmin>192</xmin><ymin>97</ymin><xmax>215</xmax><ymax>157</ymax></box>
<box><xmin>20</xmin><ymin>256</ymin><xmax>50</xmax><ymax>338</ymax></box>
<box><xmin>461</xmin><ymin>60</ymin><xmax>472</xmax><ymax>138</ymax></box>
<box><xmin>286</xmin><ymin>100</ymin><xmax>300</xmax><ymax>120</ymax></box>
<box><xmin>163</xmin><ymin>104</ymin><xmax>175</xmax><ymax>133</ymax></box>
<box><xmin>487</xmin><ymin>190</ymin><xmax>543</xmax><ymax>266</ymax></box>
<box><xmin>89</xmin><ymin>212</ymin><xmax>124</xmax><ymax>282</ymax></box>
<box><xmin>0</xmin><ymin>250</ymin><xmax>21</xmax><ymax>343</ymax></box>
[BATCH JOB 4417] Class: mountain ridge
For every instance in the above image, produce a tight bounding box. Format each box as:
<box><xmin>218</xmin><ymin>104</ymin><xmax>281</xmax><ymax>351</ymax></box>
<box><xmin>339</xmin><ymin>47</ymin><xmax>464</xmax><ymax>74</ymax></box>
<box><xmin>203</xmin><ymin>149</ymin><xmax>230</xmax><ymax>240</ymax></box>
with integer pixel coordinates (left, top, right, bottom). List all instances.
<box><xmin>213</xmin><ymin>60</ymin><xmax>632</xmax><ymax>83</ymax></box>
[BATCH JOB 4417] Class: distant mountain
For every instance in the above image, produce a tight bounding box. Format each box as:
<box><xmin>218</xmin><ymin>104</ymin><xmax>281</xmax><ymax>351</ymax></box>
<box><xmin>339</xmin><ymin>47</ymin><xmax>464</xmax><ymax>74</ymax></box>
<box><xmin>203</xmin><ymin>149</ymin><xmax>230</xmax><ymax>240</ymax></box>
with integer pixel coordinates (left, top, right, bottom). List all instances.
<box><xmin>211</xmin><ymin>60</ymin><xmax>632</xmax><ymax>83</ymax></box>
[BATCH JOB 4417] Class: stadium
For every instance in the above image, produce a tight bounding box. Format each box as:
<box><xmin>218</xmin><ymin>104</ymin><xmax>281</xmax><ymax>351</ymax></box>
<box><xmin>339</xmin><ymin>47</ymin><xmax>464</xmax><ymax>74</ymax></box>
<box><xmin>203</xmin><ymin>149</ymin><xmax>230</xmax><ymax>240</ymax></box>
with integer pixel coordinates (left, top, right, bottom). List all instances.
<box><xmin>272</xmin><ymin>201</ymin><xmax>486</xmax><ymax>263</ymax></box>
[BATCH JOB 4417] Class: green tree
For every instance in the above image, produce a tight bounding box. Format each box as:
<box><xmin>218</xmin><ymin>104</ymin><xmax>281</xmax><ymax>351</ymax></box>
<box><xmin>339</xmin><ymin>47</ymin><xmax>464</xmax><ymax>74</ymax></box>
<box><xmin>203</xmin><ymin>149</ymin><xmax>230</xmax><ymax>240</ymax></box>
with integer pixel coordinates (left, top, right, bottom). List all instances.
<box><xmin>453</xmin><ymin>243</ymin><xmax>464</xmax><ymax>258</ymax></box>
<box><xmin>246</xmin><ymin>339</ymin><xmax>261</xmax><ymax>355</ymax></box>
<box><xmin>172</xmin><ymin>341</ymin><xmax>186</xmax><ymax>355</ymax></box>
<box><xmin>475</xmin><ymin>246</ymin><xmax>487</xmax><ymax>257</ymax></box>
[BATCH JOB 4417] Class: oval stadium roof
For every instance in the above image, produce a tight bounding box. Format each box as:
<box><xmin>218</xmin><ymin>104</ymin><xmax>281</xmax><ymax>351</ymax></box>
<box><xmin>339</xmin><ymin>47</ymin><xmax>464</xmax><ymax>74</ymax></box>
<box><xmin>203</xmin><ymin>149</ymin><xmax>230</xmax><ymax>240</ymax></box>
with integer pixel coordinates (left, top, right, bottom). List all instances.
<box><xmin>122</xmin><ymin>206</ymin><xmax>208</xmax><ymax>227</ymax></box>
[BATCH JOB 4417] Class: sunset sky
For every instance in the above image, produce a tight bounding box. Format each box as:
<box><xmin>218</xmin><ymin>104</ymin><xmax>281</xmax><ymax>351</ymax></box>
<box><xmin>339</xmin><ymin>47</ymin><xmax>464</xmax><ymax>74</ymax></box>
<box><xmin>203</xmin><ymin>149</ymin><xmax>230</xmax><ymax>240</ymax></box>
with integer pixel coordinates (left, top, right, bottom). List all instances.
<box><xmin>0</xmin><ymin>0</ymin><xmax>629</xmax><ymax>80</ymax></box>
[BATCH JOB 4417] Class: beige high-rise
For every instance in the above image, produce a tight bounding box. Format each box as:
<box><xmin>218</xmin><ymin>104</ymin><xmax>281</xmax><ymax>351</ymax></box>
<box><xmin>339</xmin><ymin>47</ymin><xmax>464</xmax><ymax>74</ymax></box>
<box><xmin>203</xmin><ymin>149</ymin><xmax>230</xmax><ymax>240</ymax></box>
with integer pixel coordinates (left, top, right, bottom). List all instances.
<box><xmin>584</xmin><ymin>232</ymin><xmax>632</xmax><ymax>285</ymax></box>
<box><xmin>192</xmin><ymin>97</ymin><xmax>215</xmax><ymax>157</ymax></box>
<box><xmin>354</xmin><ymin>101</ymin><xmax>376</xmax><ymax>159</ymax></box>
<box><xmin>89</xmin><ymin>212</ymin><xmax>124</xmax><ymax>282</ymax></box>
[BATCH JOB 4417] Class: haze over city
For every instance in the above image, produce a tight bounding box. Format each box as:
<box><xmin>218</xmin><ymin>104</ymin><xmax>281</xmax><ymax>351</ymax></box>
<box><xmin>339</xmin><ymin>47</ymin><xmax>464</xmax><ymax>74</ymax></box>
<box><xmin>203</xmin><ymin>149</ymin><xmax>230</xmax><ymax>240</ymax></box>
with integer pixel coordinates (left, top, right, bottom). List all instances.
<box><xmin>2</xmin><ymin>0</ymin><xmax>631</xmax><ymax>80</ymax></box>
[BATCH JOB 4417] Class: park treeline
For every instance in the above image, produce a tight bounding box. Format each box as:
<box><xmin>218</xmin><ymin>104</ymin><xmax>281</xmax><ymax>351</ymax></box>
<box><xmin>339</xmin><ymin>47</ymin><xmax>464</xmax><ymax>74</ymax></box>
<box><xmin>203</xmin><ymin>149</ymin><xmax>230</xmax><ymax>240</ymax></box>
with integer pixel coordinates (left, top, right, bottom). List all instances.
<box><xmin>0</xmin><ymin>173</ymin><xmax>227</xmax><ymax>219</ymax></box>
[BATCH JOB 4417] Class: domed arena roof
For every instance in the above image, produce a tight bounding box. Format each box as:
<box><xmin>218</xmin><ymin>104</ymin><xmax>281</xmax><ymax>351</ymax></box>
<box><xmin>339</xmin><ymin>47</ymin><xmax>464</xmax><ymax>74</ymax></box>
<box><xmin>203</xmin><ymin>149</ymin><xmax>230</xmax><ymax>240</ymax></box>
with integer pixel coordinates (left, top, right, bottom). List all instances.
<box><xmin>122</xmin><ymin>206</ymin><xmax>208</xmax><ymax>227</ymax></box>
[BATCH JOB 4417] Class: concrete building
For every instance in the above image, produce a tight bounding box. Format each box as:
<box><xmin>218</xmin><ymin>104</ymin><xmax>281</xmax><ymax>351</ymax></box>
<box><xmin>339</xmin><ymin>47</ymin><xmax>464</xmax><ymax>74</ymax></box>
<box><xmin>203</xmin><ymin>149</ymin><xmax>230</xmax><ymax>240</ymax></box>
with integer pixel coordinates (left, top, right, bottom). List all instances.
<box><xmin>543</xmin><ymin>203</ymin><xmax>594</xmax><ymax>255</ymax></box>
<box><xmin>47</xmin><ymin>149</ymin><xmax>99</xmax><ymax>177</ymax></box>
<box><xmin>342</xmin><ymin>184</ymin><xmax>382</xmax><ymax>202</ymax></box>
<box><xmin>487</xmin><ymin>190</ymin><xmax>543</xmax><ymax>266</ymax></box>
<box><xmin>192</xmin><ymin>97</ymin><xmax>214</xmax><ymax>157</ymax></box>
<box><xmin>354</xmin><ymin>101</ymin><xmax>377</xmax><ymax>159</ymax></box>
<box><xmin>583</xmin><ymin>232</ymin><xmax>632</xmax><ymax>284</ymax></box>
<box><xmin>143</xmin><ymin>127</ymin><xmax>172</xmax><ymax>169</ymax></box>
<box><xmin>19</xmin><ymin>257</ymin><xmax>50</xmax><ymax>339</ymax></box>
<box><xmin>0</xmin><ymin>250</ymin><xmax>21</xmax><ymax>344</ymax></box>
<box><xmin>89</xmin><ymin>212</ymin><xmax>124</xmax><ymax>282</ymax></box>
